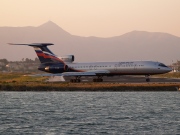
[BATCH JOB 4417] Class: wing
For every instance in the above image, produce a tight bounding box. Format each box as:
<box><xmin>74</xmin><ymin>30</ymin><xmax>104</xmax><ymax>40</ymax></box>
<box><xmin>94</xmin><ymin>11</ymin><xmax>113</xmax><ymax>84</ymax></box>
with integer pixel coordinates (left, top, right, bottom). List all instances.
<box><xmin>62</xmin><ymin>70</ymin><xmax>110</xmax><ymax>76</ymax></box>
<box><xmin>31</xmin><ymin>70</ymin><xmax>110</xmax><ymax>77</ymax></box>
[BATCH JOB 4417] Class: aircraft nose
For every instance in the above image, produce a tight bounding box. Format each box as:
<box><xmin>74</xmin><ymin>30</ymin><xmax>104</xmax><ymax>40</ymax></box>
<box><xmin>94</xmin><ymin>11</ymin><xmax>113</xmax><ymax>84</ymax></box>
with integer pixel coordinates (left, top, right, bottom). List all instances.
<box><xmin>167</xmin><ymin>67</ymin><xmax>172</xmax><ymax>72</ymax></box>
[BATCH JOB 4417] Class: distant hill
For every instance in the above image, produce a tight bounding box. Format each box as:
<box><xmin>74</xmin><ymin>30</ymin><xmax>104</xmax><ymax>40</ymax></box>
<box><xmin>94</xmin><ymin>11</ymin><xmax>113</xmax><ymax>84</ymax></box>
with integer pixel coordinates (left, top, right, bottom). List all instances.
<box><xmin>0</xmin><ymin>21</ymin><xmax>180</xmax><ymax>64</ymax></box>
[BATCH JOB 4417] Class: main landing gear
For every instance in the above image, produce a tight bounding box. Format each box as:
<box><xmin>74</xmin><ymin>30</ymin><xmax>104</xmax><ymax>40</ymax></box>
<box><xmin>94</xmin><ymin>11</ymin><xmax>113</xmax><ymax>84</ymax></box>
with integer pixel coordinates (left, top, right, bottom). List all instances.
<box><xmin>70</xmin><ymin>76</ymin><xmax>81</xmax><ymax>83</ymax></box>
<box><xmin>93</xmin><ymin>76</ymin><xmax>103</xmax><ymax>82</ymax></box>
<box><xmin>145</xmin><ymin>75</ymin><xmax>150</xmax><ymax>82</ymax></box>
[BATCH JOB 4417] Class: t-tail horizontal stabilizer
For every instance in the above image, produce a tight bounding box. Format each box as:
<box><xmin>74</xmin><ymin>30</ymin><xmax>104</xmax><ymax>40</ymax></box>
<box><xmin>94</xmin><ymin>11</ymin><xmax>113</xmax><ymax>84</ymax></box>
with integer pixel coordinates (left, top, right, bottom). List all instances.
<box><xmin>8</xmin><ymin>43</ymin><xmax>54</xmax><ymax>47</ymax></box>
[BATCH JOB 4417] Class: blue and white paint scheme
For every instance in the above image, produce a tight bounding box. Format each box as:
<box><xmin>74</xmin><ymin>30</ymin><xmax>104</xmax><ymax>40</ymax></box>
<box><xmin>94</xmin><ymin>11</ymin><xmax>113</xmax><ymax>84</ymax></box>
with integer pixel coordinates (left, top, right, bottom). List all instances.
<box><xmin>9</xmin><ymin>43</ymin><xmax>172</xmax><ymax>82</ymax></box>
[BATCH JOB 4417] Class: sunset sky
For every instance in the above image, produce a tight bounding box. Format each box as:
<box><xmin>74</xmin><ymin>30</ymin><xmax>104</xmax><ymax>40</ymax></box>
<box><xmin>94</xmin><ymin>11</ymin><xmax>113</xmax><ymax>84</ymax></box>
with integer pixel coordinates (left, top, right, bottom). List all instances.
<box><xmin>1</xmin><ymin>0</ymin><xmax>180</xmax><ymax>37</ymax></box>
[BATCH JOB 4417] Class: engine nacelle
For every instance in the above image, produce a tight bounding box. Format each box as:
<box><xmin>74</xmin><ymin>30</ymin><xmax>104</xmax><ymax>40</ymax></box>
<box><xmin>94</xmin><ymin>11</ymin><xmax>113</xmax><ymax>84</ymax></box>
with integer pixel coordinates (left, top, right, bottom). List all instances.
<box><xmin>38</xmin><ymin>64</ymin><xmax>68</xmax><ymax>73</ymax></box>
<box><xmin>59</xmin><ymin>55</ymin><xmax>74</xmax><ymax>63</ymax></box>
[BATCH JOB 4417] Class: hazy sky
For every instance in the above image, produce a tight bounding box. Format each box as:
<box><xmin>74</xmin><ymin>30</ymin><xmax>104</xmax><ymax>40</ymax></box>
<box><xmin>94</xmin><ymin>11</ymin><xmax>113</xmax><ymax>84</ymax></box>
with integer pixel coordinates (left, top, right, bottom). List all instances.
<box><xmin>1</xmin><ymin>0</ymin><xmax>180</xmax><ymax>37</ymax></box>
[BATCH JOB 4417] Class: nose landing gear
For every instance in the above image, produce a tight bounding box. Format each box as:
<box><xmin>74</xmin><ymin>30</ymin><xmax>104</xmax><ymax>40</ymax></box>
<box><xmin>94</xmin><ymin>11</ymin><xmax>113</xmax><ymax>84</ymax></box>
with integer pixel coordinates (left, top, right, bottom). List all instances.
<box><xmin>145</xmin><ymin>75</ymin><xmax>150</xmax><ymax>82</ymax></box>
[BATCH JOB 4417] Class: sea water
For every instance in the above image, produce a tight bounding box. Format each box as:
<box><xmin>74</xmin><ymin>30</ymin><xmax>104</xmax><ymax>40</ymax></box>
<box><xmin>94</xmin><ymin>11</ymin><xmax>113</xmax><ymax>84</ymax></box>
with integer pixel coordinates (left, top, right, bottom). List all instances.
<box><xmin>0</xmin><ymin>92</ymin><xmax>180</xmax><ymax>134</ymax></box>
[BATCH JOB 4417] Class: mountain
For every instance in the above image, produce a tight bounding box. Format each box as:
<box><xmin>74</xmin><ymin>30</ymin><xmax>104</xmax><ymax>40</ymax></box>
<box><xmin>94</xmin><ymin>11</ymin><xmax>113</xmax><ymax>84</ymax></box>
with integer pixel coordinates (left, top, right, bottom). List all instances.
<box><xmin>0</xmin><ymin>21</ymin><xmax>180</xmax><ymax>64</ymax></box>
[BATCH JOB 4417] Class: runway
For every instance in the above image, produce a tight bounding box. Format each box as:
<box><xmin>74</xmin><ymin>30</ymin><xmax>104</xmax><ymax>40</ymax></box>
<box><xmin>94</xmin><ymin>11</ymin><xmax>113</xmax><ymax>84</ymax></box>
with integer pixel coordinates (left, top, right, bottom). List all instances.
<box><xmin>64</xmin><ymin>76</ymin><xmax>180</xmax><ymax>83</ymax></box>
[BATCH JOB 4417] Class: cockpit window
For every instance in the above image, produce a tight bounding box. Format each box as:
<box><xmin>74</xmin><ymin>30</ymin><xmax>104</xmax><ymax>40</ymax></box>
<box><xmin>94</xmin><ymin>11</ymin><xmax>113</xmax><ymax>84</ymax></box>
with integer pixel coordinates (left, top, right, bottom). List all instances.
<box><xmin>158</xmin><ymin>63</ymin><xmax>167</xmax><ymax>67</ymax></box>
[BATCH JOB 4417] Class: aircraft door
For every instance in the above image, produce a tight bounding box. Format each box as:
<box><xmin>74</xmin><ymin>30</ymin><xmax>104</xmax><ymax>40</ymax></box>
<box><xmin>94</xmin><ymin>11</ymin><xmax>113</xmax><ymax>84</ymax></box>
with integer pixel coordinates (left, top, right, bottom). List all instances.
<box><xmin>134</xmin><ymin>64</ymin><xmax>137</xmax><ymax>70</ymax></box>
<box><xmin>114</xmin><ymin>64</ymin><xmax>118</xmax><ymax>71</ymax></box>
<box><xmin>94</xmin><ymin>65</ymin><xmax>97</xmax><ymax>70</ymax></box>
<box><xmin>89</xmin><ymin>65</ymin><xmax>93</xmax><ymax>70</ymax></box>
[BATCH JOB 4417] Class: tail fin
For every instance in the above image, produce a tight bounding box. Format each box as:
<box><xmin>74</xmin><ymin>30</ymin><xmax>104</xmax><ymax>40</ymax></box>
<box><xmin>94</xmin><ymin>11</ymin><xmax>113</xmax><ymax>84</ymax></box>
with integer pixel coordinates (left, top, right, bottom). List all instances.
<box><xmin>9</xmin><ymin>43</ymin><xmax>64</xmax><ymax>64</ymax></box>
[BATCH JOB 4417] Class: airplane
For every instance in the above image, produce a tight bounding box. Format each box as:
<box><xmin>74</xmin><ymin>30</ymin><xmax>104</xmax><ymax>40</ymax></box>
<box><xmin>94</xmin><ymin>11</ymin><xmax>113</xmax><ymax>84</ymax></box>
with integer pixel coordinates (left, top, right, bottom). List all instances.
<box><xmin>9</xmin><ymin>43</ymin><xmax>172</xmax><ymax>82</ymax></box>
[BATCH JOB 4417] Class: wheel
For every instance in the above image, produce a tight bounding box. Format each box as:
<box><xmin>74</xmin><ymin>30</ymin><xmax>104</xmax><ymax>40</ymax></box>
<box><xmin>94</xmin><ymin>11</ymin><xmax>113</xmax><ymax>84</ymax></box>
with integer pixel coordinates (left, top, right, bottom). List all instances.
<box><xmin>146</xmin><ymin>78</ymin><xmax>150</xmax><ymax>82</ymax></box>
<box><xmin>76</xmin><ymin>79</ymin><xmax>80</xmax><ymax>83</ymax></box>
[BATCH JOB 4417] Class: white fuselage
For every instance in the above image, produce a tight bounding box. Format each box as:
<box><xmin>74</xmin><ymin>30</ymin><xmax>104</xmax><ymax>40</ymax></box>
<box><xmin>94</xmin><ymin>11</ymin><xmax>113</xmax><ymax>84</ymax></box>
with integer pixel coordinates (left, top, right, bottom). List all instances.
<box><xmin>67</xmin><ymin>61</ymin><xmax>171</xmax><ymax>75</ymax></box>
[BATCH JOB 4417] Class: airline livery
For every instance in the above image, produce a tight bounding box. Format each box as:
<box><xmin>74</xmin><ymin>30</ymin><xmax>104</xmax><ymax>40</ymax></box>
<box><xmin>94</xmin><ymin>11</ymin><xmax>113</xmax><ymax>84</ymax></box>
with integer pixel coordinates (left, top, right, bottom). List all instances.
<box><xmin>9</xmin><ymin>43</ymin><xmax>171</xmax><ymax>82</ymax></box>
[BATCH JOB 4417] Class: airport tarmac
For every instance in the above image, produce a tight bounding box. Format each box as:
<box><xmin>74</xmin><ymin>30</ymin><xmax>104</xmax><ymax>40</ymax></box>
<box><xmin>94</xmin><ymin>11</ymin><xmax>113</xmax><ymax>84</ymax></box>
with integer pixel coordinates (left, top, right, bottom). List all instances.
<box><xmin>64</xmin><ymin>76</ymin><xmax>180</xmax><ymax>83</ymax></box>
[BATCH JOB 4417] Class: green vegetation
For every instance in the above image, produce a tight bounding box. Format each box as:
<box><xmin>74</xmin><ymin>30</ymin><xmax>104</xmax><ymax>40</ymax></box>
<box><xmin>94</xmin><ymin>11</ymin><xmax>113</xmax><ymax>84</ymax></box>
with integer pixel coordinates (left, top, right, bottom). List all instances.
<box><xmin>0</xmin><ymin>73</ymin><xmax>47</xmax><ymax>83</ymax></box>
<box><xmin>0</xmin><ymin>73</ymin><xmax>179</xmax><ymax>91</ymax></box>
<box><xmin>153</xmin><ymin>72</ymin><xmax>180</xmax><ymax>78</ymax></box>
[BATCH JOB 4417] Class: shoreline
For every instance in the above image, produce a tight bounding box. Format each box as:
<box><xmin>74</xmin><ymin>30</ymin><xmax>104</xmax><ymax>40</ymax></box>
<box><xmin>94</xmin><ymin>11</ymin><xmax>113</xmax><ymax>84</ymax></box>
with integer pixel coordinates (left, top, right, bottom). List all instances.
<box><xmin>0</xmin><ymin>82</ymin><xmax>179</xmax><ymax>92</ymax></box>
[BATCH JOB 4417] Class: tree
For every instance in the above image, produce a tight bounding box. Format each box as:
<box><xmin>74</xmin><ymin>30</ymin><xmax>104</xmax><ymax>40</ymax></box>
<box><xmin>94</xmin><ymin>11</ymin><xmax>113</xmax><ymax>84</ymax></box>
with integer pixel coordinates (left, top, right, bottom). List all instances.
<box><xmin>35</xmin><ymin>57</ymin><xmax>40</xmax><ymax>63</ymax></box>
<box><xmin>0</xmin><ymin>59</ymin><xmax>8</xmax><ymax>65</ymax></box>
